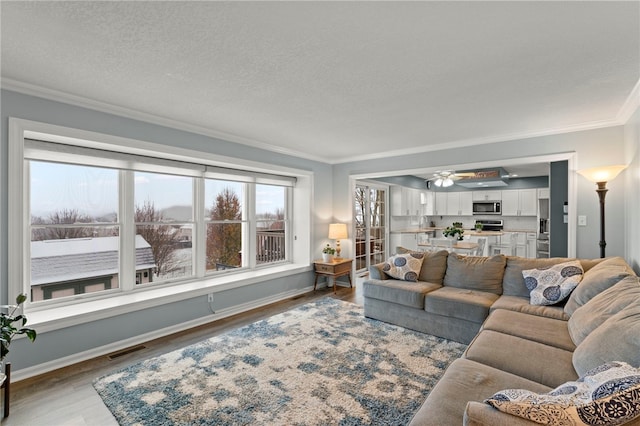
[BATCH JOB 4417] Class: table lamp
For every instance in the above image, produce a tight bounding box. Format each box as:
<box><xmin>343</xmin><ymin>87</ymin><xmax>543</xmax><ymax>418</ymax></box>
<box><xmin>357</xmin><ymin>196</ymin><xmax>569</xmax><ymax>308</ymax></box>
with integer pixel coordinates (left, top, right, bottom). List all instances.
<box><xmin>328</xmin><ymin>223</ymin><xmax>348</xmax><ymax>258</ymax></box>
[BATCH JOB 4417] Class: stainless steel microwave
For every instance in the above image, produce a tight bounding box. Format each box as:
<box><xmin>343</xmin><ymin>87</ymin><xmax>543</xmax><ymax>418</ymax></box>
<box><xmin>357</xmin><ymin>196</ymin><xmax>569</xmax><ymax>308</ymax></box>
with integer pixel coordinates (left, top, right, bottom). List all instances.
<box><xmin>472</xmin><ymin>201</ymin><xmax>501</xmax><ymax>215</ymax></box>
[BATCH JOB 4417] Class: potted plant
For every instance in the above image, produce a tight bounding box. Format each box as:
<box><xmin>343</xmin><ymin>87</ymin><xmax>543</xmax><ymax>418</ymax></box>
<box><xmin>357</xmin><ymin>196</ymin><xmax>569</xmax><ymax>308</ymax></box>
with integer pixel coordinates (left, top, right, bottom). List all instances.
<box><xmin>1</xmin><ymin>294</ymin><xmax>37</xmax><ymax>380</ymax></box>
<box><xmin>443</xmin><ymin>225</ymin><xmax>464</xmax><ymax>240</ymax></box>
<box><xmin>475</xmin><ymin>222</ymin><xmax>484</xmax><ymax>232</ymax></box>
<box><xmin>322</xmin><ymin>244</ymin><xmax>336</xmax><ymax>262</ymax></box>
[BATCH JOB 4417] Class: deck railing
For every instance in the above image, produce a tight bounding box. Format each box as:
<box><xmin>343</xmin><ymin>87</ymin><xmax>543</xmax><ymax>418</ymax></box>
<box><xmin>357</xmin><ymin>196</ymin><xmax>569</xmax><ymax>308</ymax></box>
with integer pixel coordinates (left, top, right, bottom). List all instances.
<box><xmin>256</xmin><ymin>230</ymin><xmax>285</xmax><ymax>264</ymax></box>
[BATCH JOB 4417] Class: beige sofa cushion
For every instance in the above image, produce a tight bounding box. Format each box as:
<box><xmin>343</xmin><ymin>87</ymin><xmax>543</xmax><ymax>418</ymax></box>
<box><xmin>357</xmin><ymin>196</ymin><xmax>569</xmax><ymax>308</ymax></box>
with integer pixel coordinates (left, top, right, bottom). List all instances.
<box><xmin>573</xmin><ymin>303</ymin><xmax>640</xmax><ymax>376</ymax></box>
<box><xmin>408</xmin><ymin>358</ymin><xmax>551</xmax><ymax>426</ymax></box>
<box><xmin>424</xmin><ymin>287</ymin><xmax>499</xmax><ymax>324</ymax></box>
<box><xmin>465</xmin><ymin>330</ymin><xmax>577</xmax><ymax>388</ymax></box>
<box><xmin>490</xmin><ymin>295</ymin><xmax>569</xmax><ymax>320</ymax></box>
<box><xmin>564</xmin><ymin>256</ymin><xmax>635</xmax><ymax>316</ymax></box>
<box><xmin>396</xmin><ymin>247</ymin><xmax>449</xmax><ymax>284</ymax></box>
<box><xmin>482</xmin><ymin>309</ymin><xmax>575</xmax><ymax>352</ymax></box>
<box><xmin>443</xmin><ymin>253</ymin><xmax>506</xmax><ymax>294</ymax></box>
<box><xmin>568</xmin><ymin>274</ymin><xmax>640</xmax><ymax>345</ymax></box>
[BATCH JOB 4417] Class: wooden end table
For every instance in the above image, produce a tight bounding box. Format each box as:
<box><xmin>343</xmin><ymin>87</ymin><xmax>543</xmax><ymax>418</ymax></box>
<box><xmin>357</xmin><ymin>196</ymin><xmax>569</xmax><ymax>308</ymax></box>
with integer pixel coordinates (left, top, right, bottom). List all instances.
<box><xmin>313</xmin><ymin>258</ymin><xmax>353</xmax><ymax>293</ymax></box>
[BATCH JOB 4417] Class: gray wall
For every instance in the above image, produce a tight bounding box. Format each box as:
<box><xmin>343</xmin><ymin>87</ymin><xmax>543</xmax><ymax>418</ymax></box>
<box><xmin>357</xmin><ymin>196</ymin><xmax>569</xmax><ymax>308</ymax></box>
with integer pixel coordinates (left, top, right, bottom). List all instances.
<box><xmin>549</xmin><ymin>161</ymin><xmax>568</xmax><ymax>257</ymax></box>
<box><xmin>1</xmin><ymin>89</ymin><xmax>333</xmax><ymax>372</ymax></box>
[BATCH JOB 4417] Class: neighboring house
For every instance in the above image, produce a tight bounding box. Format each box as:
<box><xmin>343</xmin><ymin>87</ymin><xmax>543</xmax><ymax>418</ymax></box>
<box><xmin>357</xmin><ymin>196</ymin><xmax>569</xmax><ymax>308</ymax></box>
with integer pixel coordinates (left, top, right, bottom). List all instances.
<box><xmin>30</xmin><ymin>235</ymin><xmax>156</xmax><ymax>301</ymax></box>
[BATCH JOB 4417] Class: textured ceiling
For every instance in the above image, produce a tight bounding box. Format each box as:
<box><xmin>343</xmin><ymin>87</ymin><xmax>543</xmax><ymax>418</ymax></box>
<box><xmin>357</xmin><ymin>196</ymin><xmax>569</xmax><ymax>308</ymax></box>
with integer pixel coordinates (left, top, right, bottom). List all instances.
<box><xmin>1</xmin><ymin>1</ymin><xmax>639</xmax><ymax>164</ymax></box>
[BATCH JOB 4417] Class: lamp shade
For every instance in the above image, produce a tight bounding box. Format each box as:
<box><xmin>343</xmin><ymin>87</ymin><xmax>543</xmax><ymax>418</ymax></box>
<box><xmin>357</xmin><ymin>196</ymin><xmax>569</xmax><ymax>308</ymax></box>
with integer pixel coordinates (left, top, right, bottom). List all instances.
<box><xmin>328</xmin><ymin>223</ymin><xmax>348</xmax><ymax>239</ymax></box>
<box><xmin>578</xmin><ymin>165</ymin><xmax>627</xmax><ymax>183</ymax></box>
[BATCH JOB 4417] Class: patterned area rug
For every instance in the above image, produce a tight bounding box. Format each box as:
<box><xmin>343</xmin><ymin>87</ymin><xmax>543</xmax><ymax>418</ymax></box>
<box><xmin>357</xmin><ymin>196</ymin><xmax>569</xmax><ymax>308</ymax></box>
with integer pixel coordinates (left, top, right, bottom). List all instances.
<box><xmin>94</xmin><ymin>298</ymin><xmax>466</xmax><ymax>425</ymax></box>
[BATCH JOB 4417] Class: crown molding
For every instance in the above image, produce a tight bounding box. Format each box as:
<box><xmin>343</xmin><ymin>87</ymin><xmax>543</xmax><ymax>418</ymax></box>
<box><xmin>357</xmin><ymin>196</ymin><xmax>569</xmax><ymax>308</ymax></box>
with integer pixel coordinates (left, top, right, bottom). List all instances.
<box><xmin>617</xmin><ymin>77</ymin><xmax>640</xmax><ymax>124</ymax></box>
<box><xmin>336</xmin><ymin>117</ymin><xmax>622</xmax><ymax>164</ymax></box>
<box><xmin>0</xmin><ymin>78</ymin><xmax>332</xmax><ymax>164</ymax></box>
<box><xmin>2</xmin><ymin>78</ymin><xmax>632</xmax><ymax>166</ymax></box>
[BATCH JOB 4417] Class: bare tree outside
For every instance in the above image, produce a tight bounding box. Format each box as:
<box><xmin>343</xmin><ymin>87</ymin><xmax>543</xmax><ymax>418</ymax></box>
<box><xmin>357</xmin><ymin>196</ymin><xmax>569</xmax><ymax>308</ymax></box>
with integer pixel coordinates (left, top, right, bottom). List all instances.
<box><xmin>135</xmin><ymin>201</ymin><xmax>180</xmax><ymax>277</ymax></box>
<box><xmin>207</xmin><ymin>188</ymin><xmax>242</xmax><ymax>269</ymax></box>
<box><xmin>31</xmin><ymin>208</ymin><xmax>93</xmax><ymax>240</ymax></box>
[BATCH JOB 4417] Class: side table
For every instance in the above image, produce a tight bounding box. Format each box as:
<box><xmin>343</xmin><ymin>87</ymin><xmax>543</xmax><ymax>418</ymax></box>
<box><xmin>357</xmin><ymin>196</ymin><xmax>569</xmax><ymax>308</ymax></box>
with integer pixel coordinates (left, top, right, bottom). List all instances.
<box><xmin>313</xmin><ymin>258</ymin><xmax>353</xmax><ymax>293</ymax></box>
<box><xmin>1</xmin><ymin>362</ymin><xmax>10</xmax><ymax>418</ymax></box>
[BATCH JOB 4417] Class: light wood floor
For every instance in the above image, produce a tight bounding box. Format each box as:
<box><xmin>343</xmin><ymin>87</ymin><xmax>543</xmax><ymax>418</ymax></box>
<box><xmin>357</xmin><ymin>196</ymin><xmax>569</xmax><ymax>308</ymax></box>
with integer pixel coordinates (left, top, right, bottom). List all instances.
<box><xmin>3</xmin><ymin>282</ymin><xmax>363</xmax><ymax>426</ymax></box>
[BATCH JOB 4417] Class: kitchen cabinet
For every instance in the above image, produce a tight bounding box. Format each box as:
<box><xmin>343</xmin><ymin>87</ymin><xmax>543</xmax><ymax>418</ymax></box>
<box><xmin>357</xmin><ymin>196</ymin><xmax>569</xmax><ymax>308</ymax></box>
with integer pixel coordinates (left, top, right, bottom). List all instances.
<box><xmin>434</xmin><ymin>192</ymin><xmax>448</xmax><ymax>215</ymax></box>
<box><xmin>501</xmin><ymin>189</ymin><xmax>537</xmax><ymax>216</ymax></box>
<box><xmin>538</xmin><ymin>188</ymin><xmax>550</xmax><ymax>199</ymax></box>
<box><xmin>390</xmin><ymin>187</ymin><xmax>423</xmax><ymax>216</ymax></box>
<box><xmin>434</xmin><ymin>191</ymin><xmax>472</xmax><ymax>216</ymax></box>
<box><xmin>472</xmin><ymin>190</ymin><xmax>502</xmax><ymax>201</ymax></box>
<box><xmin>421</xmin><ymin>191</ymin><xmax>434</xmax><ymax>216</ymax></box>
<box><xmin>490</xmin><ymin>232</ymin><xmax>536</xmax><ymax>258</ymax></box>
<box><xmin>446</xmin><ymin>192</ymin><xmax>473</xmax><ymax>216</ymax></box>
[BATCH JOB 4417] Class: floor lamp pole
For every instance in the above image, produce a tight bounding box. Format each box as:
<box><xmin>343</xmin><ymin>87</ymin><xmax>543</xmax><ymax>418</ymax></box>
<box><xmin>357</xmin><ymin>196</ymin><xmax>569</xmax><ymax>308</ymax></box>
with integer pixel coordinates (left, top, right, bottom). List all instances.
<box><xmin>596</xmin><ymin>181</ymin><xmax>608</xmax><ymax>258</ymax></box>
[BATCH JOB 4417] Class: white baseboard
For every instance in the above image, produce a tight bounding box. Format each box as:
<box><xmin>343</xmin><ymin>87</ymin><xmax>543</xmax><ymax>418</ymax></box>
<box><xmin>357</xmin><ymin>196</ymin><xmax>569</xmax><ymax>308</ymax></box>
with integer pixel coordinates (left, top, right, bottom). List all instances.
<box><xmin>13</xmin><ymin>285</ymin><xmax>315</xmax><ymax>382</ymax></box>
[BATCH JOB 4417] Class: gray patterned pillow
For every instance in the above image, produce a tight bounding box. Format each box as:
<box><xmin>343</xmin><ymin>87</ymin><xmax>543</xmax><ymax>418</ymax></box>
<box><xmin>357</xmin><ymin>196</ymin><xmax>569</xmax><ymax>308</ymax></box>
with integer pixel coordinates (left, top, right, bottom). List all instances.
<box><xmin>485</xmin><ymin>361</ymin><xmax>640</xmax><ymax>426</ymax></box>
<box><xmin>522</xmin><ymin>260</ymin><xmax>584</xmax><ymax>305</ymax></box>
<box><xmin>382</xmin><ymin>253</ymin><xmax>424</xmax><ymax>282</ymax></box>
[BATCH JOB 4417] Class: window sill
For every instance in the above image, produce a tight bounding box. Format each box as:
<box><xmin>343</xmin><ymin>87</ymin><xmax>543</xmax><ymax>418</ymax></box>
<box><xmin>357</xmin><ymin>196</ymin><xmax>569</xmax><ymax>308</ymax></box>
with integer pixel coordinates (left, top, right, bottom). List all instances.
<box><xmin>26</xmin><ymin>263</ymin><xmax>312</xmax><ymax>334</ymax></box>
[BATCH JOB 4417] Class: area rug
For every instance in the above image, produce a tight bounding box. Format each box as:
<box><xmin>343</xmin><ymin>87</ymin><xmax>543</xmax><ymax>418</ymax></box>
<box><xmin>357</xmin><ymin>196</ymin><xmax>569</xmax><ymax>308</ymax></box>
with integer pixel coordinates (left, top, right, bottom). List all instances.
<box><xmin>93</xmin><ymin>298</ymin><xmax>466</xmax><ymax>425</ymax></box>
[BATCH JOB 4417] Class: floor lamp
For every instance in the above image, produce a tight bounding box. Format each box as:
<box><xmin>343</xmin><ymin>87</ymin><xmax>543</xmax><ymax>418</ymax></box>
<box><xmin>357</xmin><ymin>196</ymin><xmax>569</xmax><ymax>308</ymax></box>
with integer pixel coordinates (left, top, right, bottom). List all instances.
<box><xmin>577</xmin><ymin>165</ymin><xmax>627</xmax><ymax>258</ymax></box>
<box><xmin>328</xmin><ymin>223</ymin><xmax>348</xmax><ymax>258</ymax></box>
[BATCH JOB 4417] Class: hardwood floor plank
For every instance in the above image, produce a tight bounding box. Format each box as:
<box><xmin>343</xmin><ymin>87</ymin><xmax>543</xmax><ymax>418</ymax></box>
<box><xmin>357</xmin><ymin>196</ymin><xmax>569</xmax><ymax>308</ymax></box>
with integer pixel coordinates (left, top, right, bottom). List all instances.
<box><xmin>5</xmin><ymin>285</ymin><xmax>362</xmax><ymax>425</ymax></box>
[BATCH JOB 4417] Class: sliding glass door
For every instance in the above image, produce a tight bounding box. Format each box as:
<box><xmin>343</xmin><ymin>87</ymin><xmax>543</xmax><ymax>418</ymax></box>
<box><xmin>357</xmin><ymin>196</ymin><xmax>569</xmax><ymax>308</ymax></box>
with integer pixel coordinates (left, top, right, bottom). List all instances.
<box><xmin>354</xmin><ymin>183</ymin><xmax>387</xmax><ymax>274</ymax></box>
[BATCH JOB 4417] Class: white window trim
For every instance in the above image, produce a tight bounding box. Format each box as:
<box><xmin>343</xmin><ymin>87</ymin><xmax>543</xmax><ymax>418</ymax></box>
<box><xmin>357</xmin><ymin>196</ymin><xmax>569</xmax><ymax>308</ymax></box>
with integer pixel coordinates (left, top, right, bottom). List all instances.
<box><xmin>8</xmin><ymin>118</ymin><xmax>314</xmax><ymax>332</ymax></box>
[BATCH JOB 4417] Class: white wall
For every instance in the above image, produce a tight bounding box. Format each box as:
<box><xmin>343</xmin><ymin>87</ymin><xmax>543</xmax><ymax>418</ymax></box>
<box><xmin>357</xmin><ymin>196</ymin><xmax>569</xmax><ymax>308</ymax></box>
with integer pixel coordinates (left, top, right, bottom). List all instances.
<box><xmin>624</xmin><ymin>106</ymin><xmax>640</xmax><ymax>273</ymax></box>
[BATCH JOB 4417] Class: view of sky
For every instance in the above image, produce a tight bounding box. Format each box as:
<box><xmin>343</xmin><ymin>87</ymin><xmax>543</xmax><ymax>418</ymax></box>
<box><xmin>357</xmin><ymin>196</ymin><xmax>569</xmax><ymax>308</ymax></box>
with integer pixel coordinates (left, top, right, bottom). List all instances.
<box><xmin>30</xmin><ymin>161</ymin><xmax>285</xmax><ymax>220</ymax></box>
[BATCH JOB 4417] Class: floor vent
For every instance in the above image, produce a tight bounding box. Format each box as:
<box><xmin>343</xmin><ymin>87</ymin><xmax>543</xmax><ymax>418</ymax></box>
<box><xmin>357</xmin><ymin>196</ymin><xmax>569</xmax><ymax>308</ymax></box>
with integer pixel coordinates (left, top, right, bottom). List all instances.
<box><xmin>108</xmin><ymin>345</ymin><xmax>147</xmax><ymax>360</ymax></box>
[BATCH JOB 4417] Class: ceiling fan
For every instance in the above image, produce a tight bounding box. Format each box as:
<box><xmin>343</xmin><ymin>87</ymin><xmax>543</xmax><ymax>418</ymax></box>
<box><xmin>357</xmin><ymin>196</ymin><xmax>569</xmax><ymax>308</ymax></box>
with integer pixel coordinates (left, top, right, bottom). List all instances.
<box><xmin>426</xmin><ymin>170</ymin><xmax>476</xmax><ymax>188</ymax></box>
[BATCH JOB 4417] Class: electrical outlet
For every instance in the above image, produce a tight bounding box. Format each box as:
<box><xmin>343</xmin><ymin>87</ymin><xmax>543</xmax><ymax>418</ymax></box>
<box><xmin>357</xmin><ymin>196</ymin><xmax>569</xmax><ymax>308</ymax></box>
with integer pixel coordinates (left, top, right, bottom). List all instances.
<box><xmin>207</xmin><ymin>293</ymin><xmax>214</xmax><ymax>303</ymax></box>
<box><xmin>578</xmin><ymin>215</ymin><xmax>587</xmax><ymax>226</ymax></box>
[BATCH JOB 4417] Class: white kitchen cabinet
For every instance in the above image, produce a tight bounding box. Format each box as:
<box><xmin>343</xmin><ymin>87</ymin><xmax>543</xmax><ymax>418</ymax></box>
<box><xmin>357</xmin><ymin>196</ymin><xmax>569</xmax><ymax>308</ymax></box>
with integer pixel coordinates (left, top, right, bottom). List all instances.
<box><xmin>527</xmin><ymin>232</ymin><xmax>537</xmax><ymax>258</ymax></box>
<box><xmin>445</xmin><ymin>192</ymin><xmax>473</xmax><ymax>216</ymax></box>
<box><xmin>434</xmin><ymin>192</ymin><xmax>448</xmax><ymax>215</ymax></box>
<box><xmin>472</xmin><ymin>190</ymin><xmax>502</xmax><ymax>201</ymax></box>
<box><xmin>421</xmin><ymin>191</ymin><xmax>434</xmax><ymax>216</ymax></box>
<box><xmin>501</xmin><ymin>189</ymin><xmax>537</xmax><ymax>216</ymax></box>
<box><xmin>538</xmin><ymin>188</ymin><xmax>550</xmax><ymax>199</ymax></box>
<box><xmin>459</xmin><ymin>192</ymin><xmax>473</xmax><ymax>215</ymax></box>
<box><xmin>390</xmin><ymin>187</ymin><xmax>423</xmax><ymax>216</ymax></box>
<box><xmin>400</xmin><ymin>233</ymin><xmax>418</xmax><ymax>251</ymax></box>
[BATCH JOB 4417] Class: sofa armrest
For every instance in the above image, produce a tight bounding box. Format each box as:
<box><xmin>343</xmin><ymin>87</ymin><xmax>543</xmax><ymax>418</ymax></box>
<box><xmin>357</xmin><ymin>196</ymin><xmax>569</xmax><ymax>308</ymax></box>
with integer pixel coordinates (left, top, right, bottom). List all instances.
<box><xmin>369</xmin><ymin>263</ymin><xmax>388</xmax><ymax>280</ymax></box>
<box><xmin>464</xmin><ymin>401</ymin><xmax>539</xmax><ymax>426</ymax></box>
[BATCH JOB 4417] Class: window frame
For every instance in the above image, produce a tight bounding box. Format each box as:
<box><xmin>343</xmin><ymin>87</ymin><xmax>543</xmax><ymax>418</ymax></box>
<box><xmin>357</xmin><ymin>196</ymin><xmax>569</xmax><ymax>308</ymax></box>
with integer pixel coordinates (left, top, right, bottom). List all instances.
<box><xmin>8</xmin><ymin>118</ymin><xmax>312</xmax><ymax>331</ymax></box>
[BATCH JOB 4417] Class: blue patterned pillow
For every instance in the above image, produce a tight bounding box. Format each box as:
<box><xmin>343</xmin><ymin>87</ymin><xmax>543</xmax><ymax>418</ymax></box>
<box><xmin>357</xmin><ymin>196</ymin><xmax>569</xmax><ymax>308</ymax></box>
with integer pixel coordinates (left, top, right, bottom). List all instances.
<box><xmin>382</xmin><ymin>253</ymin><xmax>424</xmax><ymax>282</ymax></box>
<box><xmin>485</xmin><ymin>361</ymin><xmax>640</xmax><ymax>425</ymax></box>
<box><xmin>522</xmin><ymin>260</ymin><xmax>584</xmax><ymax>305</ymax></box>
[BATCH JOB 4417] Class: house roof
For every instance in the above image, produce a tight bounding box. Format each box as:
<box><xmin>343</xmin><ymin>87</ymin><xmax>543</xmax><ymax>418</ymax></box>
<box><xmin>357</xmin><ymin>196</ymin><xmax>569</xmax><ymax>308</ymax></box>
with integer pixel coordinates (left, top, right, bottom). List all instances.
<box><xmin>31</xmin><ymin>236</ymin><xmax>156</xmax><ymax>286</ymax></box>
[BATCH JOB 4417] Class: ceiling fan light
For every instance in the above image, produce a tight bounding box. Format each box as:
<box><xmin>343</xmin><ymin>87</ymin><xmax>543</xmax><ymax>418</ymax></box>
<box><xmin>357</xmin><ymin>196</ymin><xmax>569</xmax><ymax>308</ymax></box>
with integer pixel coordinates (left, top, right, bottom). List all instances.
<box><xmin>443</xmin><ymin>177</ymin><xmax>454</xmax><ymax>187</ymax></box>
<box><xmin>434</xmin><ymin>178</ymin><xmax>443</xmax><ymax>187</ymax></box>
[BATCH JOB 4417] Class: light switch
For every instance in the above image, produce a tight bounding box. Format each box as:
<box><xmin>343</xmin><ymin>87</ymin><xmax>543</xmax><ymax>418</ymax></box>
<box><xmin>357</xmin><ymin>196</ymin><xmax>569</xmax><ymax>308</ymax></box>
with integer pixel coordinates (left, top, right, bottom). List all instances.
<box><xmin>578</xmin><ymin>215</ymin><xmax>587</xmax><ymax>226</ymax></box>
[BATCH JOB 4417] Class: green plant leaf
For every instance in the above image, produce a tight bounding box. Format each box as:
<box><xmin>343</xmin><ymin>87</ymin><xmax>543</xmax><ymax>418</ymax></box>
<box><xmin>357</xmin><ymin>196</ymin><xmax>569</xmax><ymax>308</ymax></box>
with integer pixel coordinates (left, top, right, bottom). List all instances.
<box><xmin>15</xmin><ymin>293</ymin><xmax>27</xmax><ymax>305</ymax></box>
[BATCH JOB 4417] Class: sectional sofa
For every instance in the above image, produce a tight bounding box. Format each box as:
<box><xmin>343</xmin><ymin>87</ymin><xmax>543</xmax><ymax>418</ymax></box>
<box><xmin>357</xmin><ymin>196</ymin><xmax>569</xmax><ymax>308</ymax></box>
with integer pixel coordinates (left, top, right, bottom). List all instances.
<box><xmin>363</xmin><ymin>249</ymin><xmax>640</xmax><ymax>425</ymax></box>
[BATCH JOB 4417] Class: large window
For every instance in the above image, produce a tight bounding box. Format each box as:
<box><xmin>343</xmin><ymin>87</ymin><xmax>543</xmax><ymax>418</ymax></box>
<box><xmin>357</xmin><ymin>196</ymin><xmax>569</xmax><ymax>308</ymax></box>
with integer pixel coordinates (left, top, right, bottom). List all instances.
<box><xmin>11</xmin><ymin>126</ymin><xmax>297</xmax><ymax>309</ymax></box>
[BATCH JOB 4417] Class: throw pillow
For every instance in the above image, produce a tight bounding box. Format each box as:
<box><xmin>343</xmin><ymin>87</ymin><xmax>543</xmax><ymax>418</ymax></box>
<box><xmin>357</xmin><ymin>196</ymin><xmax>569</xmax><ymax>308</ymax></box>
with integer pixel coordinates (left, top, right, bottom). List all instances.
<box><xmin>382</xmin><ymin>253</ymin><xmax>424</xmax><ymax>282</ymax></box>
<box><xmin>522</xmin><ymin>260</ymin><xmax>583</xmax><ymax>306</ymax></box>
<box><xmin>396</xmin><ymin>246</ymin><xmax>449</xmax><ymax>284</ymax></box>
<box><xmin>485</xmin><ymin>361</ymin><xmax>640</xmax><ymax>426</ymax></box>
